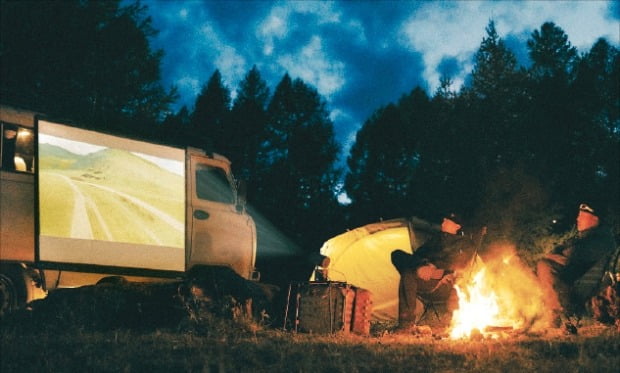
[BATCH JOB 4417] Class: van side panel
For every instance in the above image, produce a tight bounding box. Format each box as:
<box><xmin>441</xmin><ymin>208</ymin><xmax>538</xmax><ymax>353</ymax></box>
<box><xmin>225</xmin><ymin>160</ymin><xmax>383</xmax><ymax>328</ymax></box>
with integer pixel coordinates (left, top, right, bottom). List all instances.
<box><xmin>0</xmin><ymin>172</ymin><xmax>35</xmax><ymax>261</ymax></box>
<box><xmin>37</xmin><ymin>120</ymin><xmax>186</xmax><ymax>272</ymax></box>
<box><xmin>1</xmin><ymin>106</ymin><xmax>36</xmax><ymax>263</ymax></box>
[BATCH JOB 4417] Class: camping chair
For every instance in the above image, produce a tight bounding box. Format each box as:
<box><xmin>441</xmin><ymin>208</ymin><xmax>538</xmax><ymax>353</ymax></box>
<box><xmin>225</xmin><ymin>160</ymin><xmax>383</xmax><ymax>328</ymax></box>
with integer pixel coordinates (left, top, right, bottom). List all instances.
<box><xmin>571</xmin><ymin>245</ymin><xmax>620</xmax><ymax>317</ymax></box>
<box><xmin>416</xmin><ymin>282</ymin><xmax>453</xmax><ymax>324</ymax></box>
<box><xmin>417</xmin><ymin>294</ymin><xmax>442</xmax><ymax>322</ymax></box>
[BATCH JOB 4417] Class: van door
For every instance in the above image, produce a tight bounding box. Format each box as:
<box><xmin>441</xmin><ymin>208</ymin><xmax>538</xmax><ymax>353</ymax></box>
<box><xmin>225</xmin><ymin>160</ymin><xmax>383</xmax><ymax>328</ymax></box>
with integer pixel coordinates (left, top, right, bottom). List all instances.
<box><xmin>1</xmin><ymin>123</ymin><xmax>35</xmax><ymax>262</ymax></box>
<box><xmin>187</xmin><ymin>152</ymin><xmax>256</xmax><ymax>279</ymax></box>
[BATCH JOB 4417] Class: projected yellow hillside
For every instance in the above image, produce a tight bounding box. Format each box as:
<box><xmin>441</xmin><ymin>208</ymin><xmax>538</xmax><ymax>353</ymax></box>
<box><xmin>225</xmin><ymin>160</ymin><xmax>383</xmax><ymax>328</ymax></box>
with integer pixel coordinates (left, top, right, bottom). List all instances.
<box><xmin>39</xmin><ymin>139</ymin><xmax>185</xmax><ymax>248</ymax></box>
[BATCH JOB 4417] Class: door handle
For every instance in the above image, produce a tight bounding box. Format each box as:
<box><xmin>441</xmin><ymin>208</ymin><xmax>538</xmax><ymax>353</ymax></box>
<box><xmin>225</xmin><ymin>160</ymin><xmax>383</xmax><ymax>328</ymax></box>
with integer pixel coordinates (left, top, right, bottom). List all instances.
<box><xmin>193</xmin><ymin>210</ymin><xmax>210</xmax><ymax>220</ymax></box>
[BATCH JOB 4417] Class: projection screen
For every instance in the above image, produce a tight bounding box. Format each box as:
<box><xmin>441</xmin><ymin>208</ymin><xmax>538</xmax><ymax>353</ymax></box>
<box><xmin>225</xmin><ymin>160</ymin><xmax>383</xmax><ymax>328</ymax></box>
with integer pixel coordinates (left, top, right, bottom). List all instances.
<box><xmin>37</xmin><ymin>120</ymin><xmax>186</xmax><ymax>271</ymax></box>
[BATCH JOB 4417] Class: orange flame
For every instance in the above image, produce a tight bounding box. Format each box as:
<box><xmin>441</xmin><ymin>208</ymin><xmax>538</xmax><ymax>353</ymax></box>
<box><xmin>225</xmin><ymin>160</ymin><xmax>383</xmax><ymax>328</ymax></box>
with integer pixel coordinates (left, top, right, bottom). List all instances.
<box><xmin>448</xmin><ymin>245</ymin><xmax>550</xmax><ymax>339</ymax></box>
<box><xmin>450</xmin><ymin>268</ymin><xmax>501</xmax><ymax>339</ymax></box>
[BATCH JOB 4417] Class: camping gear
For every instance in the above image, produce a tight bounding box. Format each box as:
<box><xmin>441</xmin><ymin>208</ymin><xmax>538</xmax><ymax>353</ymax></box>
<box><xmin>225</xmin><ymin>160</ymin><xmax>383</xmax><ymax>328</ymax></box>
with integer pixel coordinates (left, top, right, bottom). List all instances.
<box><xmin>296</xmin><ymin>281</ymin><xmax>355</xmax><ymax>334</ymax></box>
<box><xmin>351</xmin><ymin>287</ymin><xmax>373</xmax><ymax>335</ymax></box>
<box><xmin>284</xmin><ymin>281</ymin><xmax>373</xmax><ymax>335</ymax></box>
<box><xmin>310</xmin><ymin>217</ymin><xmax>438</xmax><ymax>320</ymax></box>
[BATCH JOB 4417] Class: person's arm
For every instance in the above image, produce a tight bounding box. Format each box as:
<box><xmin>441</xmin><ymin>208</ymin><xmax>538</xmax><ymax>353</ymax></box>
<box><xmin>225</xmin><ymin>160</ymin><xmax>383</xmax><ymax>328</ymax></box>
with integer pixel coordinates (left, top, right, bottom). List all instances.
<box><xmin>544</xmin><ymin>239</ymin><xmax>573</xmax><ymax>265</ymax></box>
<box><xmin>415</xmin><ymin>234</ymin><xmax>454</xmax><ymax>280</ymax></box>
<box><xmin>409</xmin><ymin>242</ymin><xmax>434</xmax><ymax>268</ymax></box>
<box><xmin>416</xmin><ymin>263</ymin><xmax>445</xmax><ymax>281</ymax></box>
<box><xmin>545</xmin><ymin>253</ymin><xmax>568</xmax><ymax>265</ymax></box>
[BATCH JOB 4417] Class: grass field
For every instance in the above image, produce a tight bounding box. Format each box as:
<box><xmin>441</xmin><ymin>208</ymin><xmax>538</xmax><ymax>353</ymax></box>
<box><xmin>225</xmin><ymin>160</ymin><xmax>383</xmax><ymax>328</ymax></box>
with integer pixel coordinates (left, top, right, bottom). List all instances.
<box><xmin>2</xmin><ymin>321</ymin><xmax>619</xmax><ymax>372</ymax></box>
<box><xmin>1</xmin><ymin>281</ymin><xmax>618</xmax><ymax>373</ymax></box>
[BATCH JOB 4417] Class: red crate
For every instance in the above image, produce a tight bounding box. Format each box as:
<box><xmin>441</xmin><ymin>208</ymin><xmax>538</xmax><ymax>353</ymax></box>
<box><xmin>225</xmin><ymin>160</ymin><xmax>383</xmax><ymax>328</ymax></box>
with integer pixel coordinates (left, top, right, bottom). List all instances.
<box><xmin>351</xmin><ymin>287</ymin><xmax>373</xmax><ymax>335</ymax></box>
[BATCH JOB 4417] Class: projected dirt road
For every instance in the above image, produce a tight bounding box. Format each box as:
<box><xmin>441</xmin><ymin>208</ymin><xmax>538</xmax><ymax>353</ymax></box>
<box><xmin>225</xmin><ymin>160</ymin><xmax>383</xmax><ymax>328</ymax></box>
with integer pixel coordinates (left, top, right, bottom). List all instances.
<box><xmin>39</xmin><ymin>142</ymin><xmax>185</xmax><ymax>248</ymax></box>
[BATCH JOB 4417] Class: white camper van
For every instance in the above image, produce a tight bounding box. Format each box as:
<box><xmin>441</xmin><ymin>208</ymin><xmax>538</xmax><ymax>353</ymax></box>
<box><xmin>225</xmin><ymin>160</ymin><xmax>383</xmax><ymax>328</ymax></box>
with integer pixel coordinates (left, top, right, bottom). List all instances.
<box><xmin>0</xmin><ymin>105</ymin><xmax>258</xmax><ymax>317</ymax></box>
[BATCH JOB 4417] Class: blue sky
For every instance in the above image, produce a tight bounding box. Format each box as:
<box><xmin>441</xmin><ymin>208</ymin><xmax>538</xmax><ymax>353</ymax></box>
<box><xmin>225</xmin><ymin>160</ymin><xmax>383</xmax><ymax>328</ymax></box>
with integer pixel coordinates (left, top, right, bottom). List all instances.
<box><xmin>142</xmin><ymin>0</ymin><xmax>619</xmax><ymax>160</ymax></box>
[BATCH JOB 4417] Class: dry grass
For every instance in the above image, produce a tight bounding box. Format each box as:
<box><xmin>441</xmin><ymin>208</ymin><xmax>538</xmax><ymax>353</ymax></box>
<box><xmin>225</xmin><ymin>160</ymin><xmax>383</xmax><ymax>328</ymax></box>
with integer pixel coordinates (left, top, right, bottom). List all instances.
<box><xmin>1</xmin><ymin>280</ymin><xmax>619</xmax><ymax>373</ymax></box>
<box><xmin>2</xmin><ymin>323</ymin><xmax>619</xmax><ymax>373</ymax></box>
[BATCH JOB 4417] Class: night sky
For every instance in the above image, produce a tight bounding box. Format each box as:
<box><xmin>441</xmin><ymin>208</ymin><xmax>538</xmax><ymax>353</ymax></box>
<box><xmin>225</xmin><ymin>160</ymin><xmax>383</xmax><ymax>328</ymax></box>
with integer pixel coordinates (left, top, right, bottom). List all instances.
<box><xmin>141</xmin><ymin>0</ymin><xmax>619</xmax><ymax>158</ymax></box>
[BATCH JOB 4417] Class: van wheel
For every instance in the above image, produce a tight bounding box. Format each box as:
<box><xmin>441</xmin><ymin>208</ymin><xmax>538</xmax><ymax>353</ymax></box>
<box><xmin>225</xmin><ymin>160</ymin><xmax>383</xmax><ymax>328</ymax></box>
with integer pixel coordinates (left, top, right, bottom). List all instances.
<box><xmin>0</xmin><ymin>273</ymin><xmax>18</xmax><ymax>318</ymax></box>
<box><xmin>96</xmin><ymin>276</ymin><xmax>127</xmax><ymax>286</ymax></box>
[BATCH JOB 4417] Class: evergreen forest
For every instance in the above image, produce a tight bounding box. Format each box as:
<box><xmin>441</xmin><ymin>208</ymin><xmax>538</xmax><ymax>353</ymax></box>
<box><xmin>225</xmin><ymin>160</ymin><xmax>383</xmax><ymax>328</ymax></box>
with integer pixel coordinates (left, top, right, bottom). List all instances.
<box><xmin>1</xmin><ymin>1</ymin><xmax>618</xmax><ymax>285</ymax></box>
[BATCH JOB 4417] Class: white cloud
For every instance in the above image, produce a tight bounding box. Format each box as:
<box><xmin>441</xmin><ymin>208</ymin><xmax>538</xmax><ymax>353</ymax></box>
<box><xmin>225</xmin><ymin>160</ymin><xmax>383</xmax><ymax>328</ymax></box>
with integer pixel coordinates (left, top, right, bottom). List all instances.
<box><xmin>337</xmin><ymin>190</ymin><xmax>352</xmax><ymax>205</ymax></box>
<box><xmin>258</xmin><ymin>7</ymin><xmax>289</xmax><ymax>56</ymax></box>
<box><xmin>492</xmin><ymin>1</ymin><xmax>618</xmax><ymax>49</ymax></box>
<box><xmin>256</xmin><ymin>3</ymin><xmax>348</xmax><ymax>99</ymax></box>
<box><xmin>288</xmin><ymin>1</ymin><xmax>342</xmax><ymax>24</ymax></box>
<box><xmin>197</xmin><ymin>24</ymin><xmax>247</xmax><ymax>86</ymax></box>
<box><xmin>277</xmin><ymin>36</ymin><xmax>346</xmax><ymax>99</ymax></box>
<box><xmin>400</xmin><ymin>0</ymin><xmax>618</xmax><ymax>93</ymax></box>
<box><xmin>215</xmin><ymin>47</ymin><xmax>247</xmax><ymax>84</ymax></box>
<box><xmin>329</xmin><ymin>108</ymin><xmax>358</xmax><ymax>158</ymax></box>
<box><xmin>257</xmin><ymin>2</ymin><xmax>342</xmax><ymax>56</ymax></box>
<box><xmin>178</xmin><ymin>7</ymin><xmax>188</xmax><ymax>20</ymax></box>
<box><xmin>399</xmin><ymin>2</ymin><xmax>484</xmax><ymax>92</ymax></box>
<box><xmin>176</xmin><ymin>76</ymin><xmax>201</xmax><ymax>98</ymax></box>
<box><xmin>346</xmin><ymin>19</ymin><xmax>368</xmax><ymax>45</ymax></box>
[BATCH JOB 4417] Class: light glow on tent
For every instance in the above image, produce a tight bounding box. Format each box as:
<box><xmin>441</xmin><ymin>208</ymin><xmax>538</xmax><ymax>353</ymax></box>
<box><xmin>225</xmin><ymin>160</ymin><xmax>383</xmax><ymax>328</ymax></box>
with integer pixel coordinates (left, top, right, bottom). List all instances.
<box><xmin>314</xmin><ymin>218</ymin><xmax>433</xmax><ymax>320</ymax></box>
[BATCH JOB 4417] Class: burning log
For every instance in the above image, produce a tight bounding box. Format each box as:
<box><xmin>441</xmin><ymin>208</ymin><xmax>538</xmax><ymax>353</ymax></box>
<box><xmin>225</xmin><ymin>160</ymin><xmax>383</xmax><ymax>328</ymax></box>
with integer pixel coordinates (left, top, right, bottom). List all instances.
<box><xmin>484</xmin><ymin>325</ymin><xmax>514</xmax><ymax>332</ymax></box>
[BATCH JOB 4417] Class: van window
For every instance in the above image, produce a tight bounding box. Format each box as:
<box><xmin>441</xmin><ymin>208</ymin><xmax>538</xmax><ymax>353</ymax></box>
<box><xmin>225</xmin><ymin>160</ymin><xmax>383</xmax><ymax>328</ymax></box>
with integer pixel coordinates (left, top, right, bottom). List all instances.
<box><xmin>1</xmin><ymin>123</ymin><xmax>35</xmax><ymax>173</ymax></box>
<box><xmin>195</xmin><ymin>164</ymin><xmax>234</xmax><ymax>204</ymax></box>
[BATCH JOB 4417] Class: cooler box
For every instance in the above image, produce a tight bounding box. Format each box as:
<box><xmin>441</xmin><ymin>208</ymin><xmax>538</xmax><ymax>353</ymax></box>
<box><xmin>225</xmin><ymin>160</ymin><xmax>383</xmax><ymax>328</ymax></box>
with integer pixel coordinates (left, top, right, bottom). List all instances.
<box><xmin>296</xmin><ymin>282</ymin><xmax>355</xmax><ymax>334</ymax></box>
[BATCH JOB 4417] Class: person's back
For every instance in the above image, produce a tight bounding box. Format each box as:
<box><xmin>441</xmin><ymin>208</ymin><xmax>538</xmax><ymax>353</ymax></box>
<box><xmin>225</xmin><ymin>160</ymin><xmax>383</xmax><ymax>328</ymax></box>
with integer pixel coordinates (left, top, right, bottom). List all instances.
<box><xmin>430</xmin><ymin>233</ymin><xmax>477</xmax><ymax>272</ymax></box>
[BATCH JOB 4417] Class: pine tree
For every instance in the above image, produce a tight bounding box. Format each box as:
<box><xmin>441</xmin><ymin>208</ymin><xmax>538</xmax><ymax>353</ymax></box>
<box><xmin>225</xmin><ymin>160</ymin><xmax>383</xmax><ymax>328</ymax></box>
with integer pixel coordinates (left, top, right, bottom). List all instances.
<box><xmin>345</xmin><ymin>88</ymin><xmax>432</xmax><ymax>225</ymax></box>
<box><xmin>228</xmin><ymin>66</ymin><xmax>270</xmax><ymax>182</ymax></box>
<box><xmin>258</xmin><ymin>74</ymin><xmax>341</xmax><ymax>253</ymax></box>
<box><xmin>527</xmin><ymin>22</ymin><xmax>578</xmax><ymax>81</ymax></box>
<box><xmin>467</xmin><ymin>20</ymin><xmax>527</xmax><ymax>163</ymax></box>
<box><xmin>525</xmin><ymin>22</ymin><xmax>583</xmax><ymax>208</ymax></box>
<box><xmin>0</xmin><ymin>0</ymin><xmax>175</xmax><ymax>130</ymax></box>
<box><xmin>190</xmin><ymin>70</ymin><xmax>231</xmax><ymax>151</ymax></box>
<box><xmin>568</xmin><ymin>38</ymin><xmax>620</xmax><ymax>221</ymax></box>
<box><xmin>160</xmin><ymin>106</ymin><xmax>191</xmax><ymax>146</ymax></box>
<box><xmin>469</xmin><ymin>21</ymin><xmax>522</xmax><ymax>101</ymax></box>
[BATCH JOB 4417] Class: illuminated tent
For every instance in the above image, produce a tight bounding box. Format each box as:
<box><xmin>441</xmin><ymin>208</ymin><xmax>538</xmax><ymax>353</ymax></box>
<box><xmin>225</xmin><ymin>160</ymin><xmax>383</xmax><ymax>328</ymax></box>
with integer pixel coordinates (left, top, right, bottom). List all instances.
<box><xmin>311</xmin><ymin>217</ymin><xmax>438</xmax><ymax>321</ymax></box>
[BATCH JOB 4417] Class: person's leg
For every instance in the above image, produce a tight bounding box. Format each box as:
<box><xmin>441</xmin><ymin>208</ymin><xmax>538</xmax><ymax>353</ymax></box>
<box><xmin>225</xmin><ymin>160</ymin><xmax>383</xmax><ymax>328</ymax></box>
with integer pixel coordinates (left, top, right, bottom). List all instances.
<box><xmin>444</xmin><ymin>287</ymin><xmax>459</xmax><ymax>313</ymax></box>
<box><xmin>537</xmin><ymin>258</ymin><xmax>567</xmax><ymax>312</ymax></box>
<box><xmin>537</xmin><ymin>258</ymin><xmax>576</xmax><ymax>331</ymax></box>
<box><xmin>397</xmin><ymin>269</ymin><xmax>419</xmax><ymax>328</ymax></box>
<box><xmin>391</xmin><ymin>250</ymin><xmax>413</xmax><ymax>273</ymax></box>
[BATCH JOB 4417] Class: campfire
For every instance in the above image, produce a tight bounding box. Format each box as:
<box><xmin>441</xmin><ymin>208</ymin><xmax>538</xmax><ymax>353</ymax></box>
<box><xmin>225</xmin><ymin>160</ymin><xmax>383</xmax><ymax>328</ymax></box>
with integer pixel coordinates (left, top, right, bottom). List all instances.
<box><xmin>448</xmin><ymin>244</ymin><xmax>549</xmax><ymax>339</ymax></box>
<box><xmin>450</xmin><ymin>267</ymin><xmax>503</xmax><ymax>339</ymax></box>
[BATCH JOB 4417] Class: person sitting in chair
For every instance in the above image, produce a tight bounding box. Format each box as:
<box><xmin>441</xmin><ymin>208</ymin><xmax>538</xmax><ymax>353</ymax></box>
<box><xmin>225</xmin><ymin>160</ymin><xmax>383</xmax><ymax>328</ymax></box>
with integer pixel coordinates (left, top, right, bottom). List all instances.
<box><xmin>537</xmin><ymin>201</ymin><xmax>616</xmax><ymax>331</ymax></box>
<box><xmin>391</xmin><ymin>212</ymin><xmax>478</xmax><ymax>332</ymax></box>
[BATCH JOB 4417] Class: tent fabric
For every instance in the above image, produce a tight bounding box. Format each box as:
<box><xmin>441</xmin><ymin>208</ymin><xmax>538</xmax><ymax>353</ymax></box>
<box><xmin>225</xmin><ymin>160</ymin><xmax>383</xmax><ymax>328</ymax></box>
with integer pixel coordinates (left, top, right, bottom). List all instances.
<box><xmin>311</xmin><ymin>217</ymin><xmax>438</xmax><ymax>321</ymax></box>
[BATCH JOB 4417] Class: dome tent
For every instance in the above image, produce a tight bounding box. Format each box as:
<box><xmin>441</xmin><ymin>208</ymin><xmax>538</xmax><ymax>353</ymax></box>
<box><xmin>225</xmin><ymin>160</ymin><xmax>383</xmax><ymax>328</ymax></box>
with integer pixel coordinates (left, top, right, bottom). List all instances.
<box><xmin>311</xmin><ymin>217</ymin><xmax>438</xmax><ymax>321</ymax></box>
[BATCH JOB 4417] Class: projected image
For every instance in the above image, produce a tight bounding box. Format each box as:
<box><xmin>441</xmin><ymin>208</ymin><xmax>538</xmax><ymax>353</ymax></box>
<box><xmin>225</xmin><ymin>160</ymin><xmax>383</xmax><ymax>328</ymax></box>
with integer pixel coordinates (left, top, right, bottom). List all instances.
<box><xmin>38</xmin><ymin>131</ymin><xmax>185</xmax><ymax>248</ymax></box>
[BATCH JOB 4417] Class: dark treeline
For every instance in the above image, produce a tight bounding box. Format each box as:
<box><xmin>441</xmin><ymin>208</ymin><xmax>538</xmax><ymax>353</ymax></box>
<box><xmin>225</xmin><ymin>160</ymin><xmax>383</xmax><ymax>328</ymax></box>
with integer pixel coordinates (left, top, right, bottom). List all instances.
<box><xmin>1</xmin><ymin>1</ymin><xmax>618</xmax><ymax>284</ymax></box>
<box><xmin>0</xmin><ymin>0</ymin><xmax>176</xmax><ymax>132</ymax></box>
<box><xmin>345</xmin><ymin>21</ymin><xmax>619</xmax><ymax>263</ymax></box>
<box><xmin>160</xmin><ymin>68</ymin><xmax>344</xmax><ymax>285</ymax></box>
